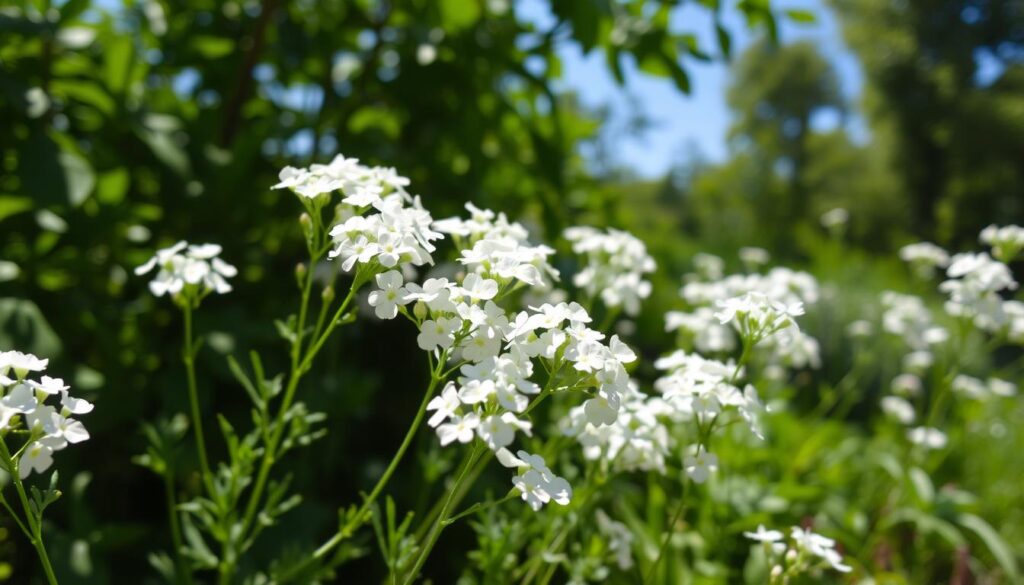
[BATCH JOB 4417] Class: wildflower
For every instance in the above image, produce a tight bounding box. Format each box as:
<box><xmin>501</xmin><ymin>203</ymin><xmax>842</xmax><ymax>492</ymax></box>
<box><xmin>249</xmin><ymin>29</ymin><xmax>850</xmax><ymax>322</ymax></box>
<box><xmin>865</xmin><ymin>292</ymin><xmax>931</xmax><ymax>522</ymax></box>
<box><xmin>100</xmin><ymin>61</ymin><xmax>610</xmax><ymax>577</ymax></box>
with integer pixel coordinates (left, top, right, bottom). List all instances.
<box><xmin>367</xmin><ymin>270</ymin><xmax>410</xmax><ymax>319</ymax></box>
<box><xmin>820</xmin><ymin>207</ymin><xmax>849</xmax><ymax>229</ymax></box>
<box><xmin>683</xmin><ymin>448</ymin><xmax>718</xmax><ymax>484</ymax></box>
<box><xmin>1</xmin><ymin>351</ymin><xmax>92</xmax><ymax>478</ymax></box>
<box><xmin>899</xmin><ymin>242</ymin><xmax>950</xmax><ymax>277</ymax></box>
<box><xmin>436</xmin><ymin>413</ymin><xmax>480</xmax><ymax>446</ymax></box>
<box><xmin>744</xmin><ymin>524</ymin><xmax>784</xmax><ymax>543</ymax></box>
<box><xmin>907</xmin><ymin>426</ymin><xmax>947</xmax><ymax>449</ymax></box>
<box><xmin>881</xmin><ymin>396</ymin><xmax>915</xmax><ymax>424</ymax></box>
<box><xmin>563</xmin><ymin>226</ymin><xmax>656</xmax><ymax>316</ymax></box>
<box><xmin>135</xmin><ymin>241</ymin><xmax>236</xmax><ymax>299</ymax></box>
<box><xmin>980</xmin><ymin>224</ymin><xmax>1024</xmax><ymax>262</ymax></box>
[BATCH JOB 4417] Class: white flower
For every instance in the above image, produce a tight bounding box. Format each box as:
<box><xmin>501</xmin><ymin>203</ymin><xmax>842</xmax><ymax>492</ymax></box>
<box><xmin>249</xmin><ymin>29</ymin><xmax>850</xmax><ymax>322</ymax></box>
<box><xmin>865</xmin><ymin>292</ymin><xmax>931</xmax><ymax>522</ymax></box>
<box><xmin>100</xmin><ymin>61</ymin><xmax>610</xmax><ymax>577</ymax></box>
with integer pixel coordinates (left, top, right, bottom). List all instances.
<box><xmin>510</xmin><ymin>451</ymin><xmax>572</xmax><ymax>511</ymax></box>
<box><xmin>135</xmin><ymin>241</ymin><xmax>236</xmax><ymax>298</ymax></box>
<box><xmin>683</xmin><ymin>449</ymin><xmax>718</xmax><ymax>483</ymax></box>
<box><xmin>437</xmin><ymin>413</ymin><xmax>480</xmax><ymax>446</ymax></box>
<box><xmin>461</xmin><ymin>274</ymin><xmax>499</xmax><ymax>301</ymax></box>
<box><xmin>739</xmin><ymin>246</ymin><xmax>770</xmax><ymax>267</ymax></box>
<box><xmin>477</xmin><ymin>413</ymin><xmax>532</xmax><ymax>450</ymax></box>
<box><xmin>880</xmin><ymin>396</ymin><xmax>915</xmax><ymax>424</ymax></box>
<box><xmin>907</xmin><ymin>426</ymin><xmax>947</xmax><ymax>449</ymax></box>
<box><xmin>899</xmin><ymin>242</ymin><xmax>950</xmax><ymax>277</ymax></box>
<box><xmin>744</xmin><ymin>524</ymin><xmax>784</xmax><ymax>543</ymax></box>
<box><xmin>19</xmin><ymin>441</ymin><xmax>54</xmax><ymax>479</ymax></box>
<box><xmin>0</xmin><ymin>351</ymin><xmax>49</xmax><ymax>379</ymax></box>
<box><xmin>417</xmin><ymin>317</ymin><xmax>458</xmax><ymax>351</ymax></box>
<box><xmin>367</xmin><ymin>270</ymin><xmax>410</xmax><ymax>319</ymax></box>
<box><xmin>820</xmin><ymin>207</ymin><xmax>849</xmax><ymax>228</ymax></box>
<box><xmin>425</xmin><ymin>383</ymin><xmax>460</xmax><ymax>428</ymax></box>
<box><xmin>596</xmin><ymin>510</ymin><xmax>635</xmax><ymax>570</ymax></box>
<box><xmin>3</xmin><ymin>384</ymin><xmax>38</xmax><ymax>413</ymax></box>
<box><xmin>28</xmin><ymin>376</ymin><xmax>68</xmax><ymax>396</ymax></box>
<box><xmin>980</xmin><ymin>224</ymin><xmax>1024</xmax><ymax>262</ymax></box>
<box><xmin>563</xmin><ymin>226</ymin><xmax>655</xmax><ymax>316</ymax></box>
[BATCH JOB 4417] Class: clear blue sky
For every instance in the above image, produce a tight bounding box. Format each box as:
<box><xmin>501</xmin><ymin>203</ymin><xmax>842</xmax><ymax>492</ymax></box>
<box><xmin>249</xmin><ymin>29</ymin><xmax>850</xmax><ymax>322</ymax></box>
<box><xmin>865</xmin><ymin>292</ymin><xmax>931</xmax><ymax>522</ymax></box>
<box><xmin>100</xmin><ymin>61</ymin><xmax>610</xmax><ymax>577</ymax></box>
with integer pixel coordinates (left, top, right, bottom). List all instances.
<box><xmin>519</xmin><ymin>0</ymin><xmax>866</xmax><ymax>178</ymax></box>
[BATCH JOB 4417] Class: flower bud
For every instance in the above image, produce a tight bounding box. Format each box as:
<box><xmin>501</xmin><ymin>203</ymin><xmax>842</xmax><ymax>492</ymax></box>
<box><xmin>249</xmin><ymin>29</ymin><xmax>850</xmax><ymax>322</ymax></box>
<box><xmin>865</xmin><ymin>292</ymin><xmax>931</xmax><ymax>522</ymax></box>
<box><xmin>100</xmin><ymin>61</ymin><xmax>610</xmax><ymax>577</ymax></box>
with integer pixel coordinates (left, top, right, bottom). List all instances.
<box><xmin>295</xmin><ymin>263</ymin><xmax>307</xmax><ymax>288</ymax></box>
<box><xmin>413</xmin><ymin>300</ymin><xmax>428</xmax><ymax>321</ymax></box>
<box><xmin>770</xmin><ymin>565</ymin><xmax>783</xmax><ymax>581</ymax></box>
<box><xmin>322</xmin><ymin>285</ymin><xmax>335</xmax><ymax>303</ymax></box>
<box><xmin>785</xmin><ymin>548</ymin><xmax>798</xmax><ymax>565</ymax></box>
<box><xmin>299</xmin><ymin>212</ymin><xmax>313</xmax><ymax>237</ymax></box>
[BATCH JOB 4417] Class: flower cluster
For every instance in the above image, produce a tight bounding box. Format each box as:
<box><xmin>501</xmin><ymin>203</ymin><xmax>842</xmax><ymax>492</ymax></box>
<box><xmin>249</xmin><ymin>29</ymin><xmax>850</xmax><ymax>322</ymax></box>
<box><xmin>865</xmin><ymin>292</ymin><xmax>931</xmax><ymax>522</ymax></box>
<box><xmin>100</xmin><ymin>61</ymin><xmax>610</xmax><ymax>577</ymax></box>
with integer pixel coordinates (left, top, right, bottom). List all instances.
<box><xmin>273</xmin><ymin>154</ymin><xmax>410</xmax><ymax>205</ymax></box>
<box><xmin>667</xmin><ymin>260</ymin><xmax>820</xmax><ymax>368</ymax></box>
<box><xmin>0</xmin><ymin>351</ymin><xmax>92</xmax><ymax>478</ymax></box>
<box><xmin>435</xmin><ymin>203</ymin><xmax>558</xmax><ymax>289</ymax></box>
<box><xmin>899</xmin><ymin>242</ymin><xmax>949</xmax><ymax>278</ymax></box>
<box><xmin>561</xmin><ymin>381</ymin><xmax>672</xmax><ymax>473</ymax></box>
<box><xmin>563</xmin><ymin>226</ymin><xmax>656</xmax><ymax>316</ymax></box>
<box><xmin>745</xmin><ymin>524</ymin><xmax>851</xmax><ymax>579</ymax></box>
<box><xmin>135</xmin><ymin>241</ymin><xmax>237</xmax><ymax>299</ymax></box>
<box><xmin>980</xmin><ymin>224</ymin><xmax>1024</xmax><ymax>262</ymax></box>
<box><xmin>366</xmin><ymin>207</ymin><xmax>641</xmax><ymax>511</ymax></box>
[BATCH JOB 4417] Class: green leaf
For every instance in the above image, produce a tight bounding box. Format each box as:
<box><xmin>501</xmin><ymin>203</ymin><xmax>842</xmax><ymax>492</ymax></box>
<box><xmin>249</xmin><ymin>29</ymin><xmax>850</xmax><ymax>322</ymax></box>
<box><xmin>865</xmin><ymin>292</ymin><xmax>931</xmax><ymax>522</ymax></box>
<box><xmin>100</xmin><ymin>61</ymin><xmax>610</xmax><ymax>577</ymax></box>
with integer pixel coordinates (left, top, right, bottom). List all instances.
<box><xmin>439</xmin><ymin>0</ymin><xmax>481</xmax><ymax>32</ymax></box>
<box><xmin>103</xmin><ymin>35</ymin><xmax>134</xmax><ymax>95</ymax></box>
<box><xmin>59</xmin><ymin>150</ymin><xmax>96</xmax><ymax>206</ymax></box>
<box><xmin>784</xmin><ymin>9</ymin><xmax>816</xmax><ymax>23</ymax></box>
<box><xmin>192</xmin><ymin>35</ymin><xmax>235</xmax><ymax>59</ymax></box>
<box><xmin>715</xmin><ymin>22</ymin><xmax>731</xmax><ymax>59</ymax></box>
<box><xmin>958</xmin><ymin>513</ymin><xmax>1020</xmax><ymax>580</ymax></box>
<box><xmin>907</xmin><ymin>467</ymin><xmax>934</xmax><ymax>507</ymax></box>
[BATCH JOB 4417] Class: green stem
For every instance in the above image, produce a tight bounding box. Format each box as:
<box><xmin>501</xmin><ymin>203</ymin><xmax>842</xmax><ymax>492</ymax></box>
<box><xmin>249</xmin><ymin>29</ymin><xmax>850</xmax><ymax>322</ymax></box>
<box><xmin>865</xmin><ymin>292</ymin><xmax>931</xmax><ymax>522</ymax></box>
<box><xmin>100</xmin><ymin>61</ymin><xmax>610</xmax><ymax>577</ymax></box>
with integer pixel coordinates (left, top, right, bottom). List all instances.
<box><xmin>238</xmin><ymin>284</ymin><xmax>359</xmax><ymax>539</ymax></box>
<box><xmin>278</xmin><ymin>355</ymin><xmax>447</xmax><ymax>583</ymax></box>
<box><xmin>182</xmin><ymin>303</ymin><xmax>213</xmax><ymax>491</ymax></box>
<box><xmin>0</xmin><ymin>438</ymin><xmax>59</xmax><ymax>585</ymax></box>
<box><xmin>644</xmin><ymin>479</ymin><xmax>690</xmax><ymax>585</ymax></box>
<box><xmin>163</xmin><ymin>466</ymin><xmax>192</xmax><ymax>585</ymax></box>
<box><xmin>402</xmin><ymin>444</ymin><xmax>484</xmax><ymax>585</ymax></box>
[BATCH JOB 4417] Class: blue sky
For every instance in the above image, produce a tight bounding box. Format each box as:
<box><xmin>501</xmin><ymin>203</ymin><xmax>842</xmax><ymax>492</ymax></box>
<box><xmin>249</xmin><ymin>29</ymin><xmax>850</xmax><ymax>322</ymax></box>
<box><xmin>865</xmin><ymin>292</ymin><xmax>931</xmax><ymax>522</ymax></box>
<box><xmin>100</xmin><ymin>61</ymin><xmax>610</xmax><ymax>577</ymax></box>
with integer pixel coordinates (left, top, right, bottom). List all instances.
<box><xmin>519</xmin><ymin>0</ymin><xmax>866</xmax><ymax>178</ymax></box>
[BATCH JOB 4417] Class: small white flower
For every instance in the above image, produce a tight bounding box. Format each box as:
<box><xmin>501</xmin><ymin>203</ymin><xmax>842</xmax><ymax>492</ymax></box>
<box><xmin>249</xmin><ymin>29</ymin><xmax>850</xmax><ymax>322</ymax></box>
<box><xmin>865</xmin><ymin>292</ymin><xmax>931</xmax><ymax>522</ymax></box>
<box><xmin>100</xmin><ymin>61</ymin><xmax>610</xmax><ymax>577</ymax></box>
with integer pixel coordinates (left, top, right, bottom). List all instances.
<box><xmin>437</xmin><ymin>412</ymin><xmax>480</xmax><ymax>446</ymax></box>
<box><xmin>19</xmin><ymin>441</ymin><xmax>54</xmax><ymax>479</ymax></box>
<box><xmin>744</xmin><ymin>524</ymin><xmax>784</xmax><ymax>543</ymax></box>
<box><xmin>0</xmin><ymin>351</ymin><xmax>49</xmax><ymax>379</ymax></box>
<box><xmin>367</xmin><ymin>270</ymin><xmax>410</xmax><ymax>319</ymax></box>
<box><xmin>425</xmin><ymin>383</ymin><xmax>460</xmax><ymax>428</ymax></box>
<box><xmin>417</xmin><ymin>317</ymin><xmax>458</xmax><ymax>351</ymax></box>
<box><xmin>907</xmin><ymin>426</ymin><xmax>947</xmax><ymax>449</ymax></box>
<box><xmin>684</xmin><ymin>449</ymin><xmax>718</xmax><ymax>483</ymax></box>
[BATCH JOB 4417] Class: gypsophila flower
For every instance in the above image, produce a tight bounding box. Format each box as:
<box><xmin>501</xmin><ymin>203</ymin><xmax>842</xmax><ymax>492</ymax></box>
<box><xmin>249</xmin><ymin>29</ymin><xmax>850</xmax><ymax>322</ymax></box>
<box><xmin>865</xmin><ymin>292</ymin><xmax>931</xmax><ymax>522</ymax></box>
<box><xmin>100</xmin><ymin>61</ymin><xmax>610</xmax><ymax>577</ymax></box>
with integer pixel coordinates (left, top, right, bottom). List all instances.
<box><xmin>135</xmin><ymin>241</ymin><xmax>237</xmax><ymax>300</ymax></box>
<box><xmin>0</xmin><ymin>350</ymin><xmax>92</xmax><ymax>479</ymax></box>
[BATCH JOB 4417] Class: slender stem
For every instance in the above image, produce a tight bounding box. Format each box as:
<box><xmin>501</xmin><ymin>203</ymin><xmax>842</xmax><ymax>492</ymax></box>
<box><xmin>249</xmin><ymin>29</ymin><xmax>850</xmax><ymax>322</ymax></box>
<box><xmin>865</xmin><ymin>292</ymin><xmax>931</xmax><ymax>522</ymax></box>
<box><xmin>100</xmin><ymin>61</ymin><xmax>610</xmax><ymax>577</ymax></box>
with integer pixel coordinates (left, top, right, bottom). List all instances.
<box><xmin>0</xmin><ymin>438</ymin><xmax>59</xmax><ymax>585</ymax></box>
<box><xmin>402</xmin><ymin>444</ymin><xmax>483</xmax><ymax>585</ymax></box>
<box><xmin>182</xmin><ymin>303</ymin><xmax>213</xmax><ymax>490</ymax></box>
<box><xmin>239</xmin><ymin>284</ymin><xmax>360</xmax><ymax>540</ymax></box>
<box><xmin>644</xmin><ymin>479</ymin><xmax>690</xmax><ymax>585</ymax></box>
<box><xmin>278</xmin><ymin>355</ymin><xmax>448</xmax><ymax>583</ymax></box>
<box><xmin>163</xmin><ymin>466</ymin><xmax>192</xmax><ymax>585</ymax></box>
<box><xmin>0</xmin><ymin>489</ymin><xmax>32</xmax><ymax>539</ymax></box>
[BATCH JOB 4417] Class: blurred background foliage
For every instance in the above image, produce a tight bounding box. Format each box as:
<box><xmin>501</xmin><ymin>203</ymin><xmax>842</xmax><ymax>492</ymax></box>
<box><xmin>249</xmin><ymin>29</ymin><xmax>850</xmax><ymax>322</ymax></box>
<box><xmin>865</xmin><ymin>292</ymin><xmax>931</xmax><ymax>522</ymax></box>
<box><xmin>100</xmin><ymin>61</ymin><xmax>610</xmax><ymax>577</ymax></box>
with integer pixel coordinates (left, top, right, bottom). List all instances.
<box><xmin>0</xmin><ymin>0</ymin><xmax>1022</xmax><ymax>582</ymax></box>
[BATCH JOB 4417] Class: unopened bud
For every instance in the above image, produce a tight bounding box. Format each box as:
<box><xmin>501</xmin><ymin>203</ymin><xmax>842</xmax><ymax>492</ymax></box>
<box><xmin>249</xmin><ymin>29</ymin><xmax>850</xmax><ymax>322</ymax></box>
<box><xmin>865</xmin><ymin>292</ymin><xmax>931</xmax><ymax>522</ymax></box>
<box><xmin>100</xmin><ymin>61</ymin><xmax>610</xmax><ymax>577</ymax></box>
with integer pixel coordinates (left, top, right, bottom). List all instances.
<box><xmin>295</xmin><ymin>263</ymin><xmax>307</xmax><ymax>288</ymax></box>
<box><xmin>785</xmin><ymin>548</ymin><xmax>798</xmax><ymax>565</ymax></box>
<box><xmin>322</xmin><ymin>285</ymin><xmax>335</xmax><ymax>302</ymax></box>
<box><xmin>413</xmin><ymin>300</ymin><xmax>428</xmax><ymax>321</ymax></box>
<box><xmin>299</xmin><ymin>212</ymin><xmax>313</xmax><ymax>236</ymax></box>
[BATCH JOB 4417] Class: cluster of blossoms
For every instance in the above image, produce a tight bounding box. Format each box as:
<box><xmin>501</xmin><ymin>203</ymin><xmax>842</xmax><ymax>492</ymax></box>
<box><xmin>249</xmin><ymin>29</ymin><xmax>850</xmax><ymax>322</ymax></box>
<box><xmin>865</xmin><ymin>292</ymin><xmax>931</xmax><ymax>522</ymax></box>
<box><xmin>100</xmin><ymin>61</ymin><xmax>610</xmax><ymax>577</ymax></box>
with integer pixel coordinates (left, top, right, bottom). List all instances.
<box><xmin>979</xmin><ymin>224</ymin><xmax>1024</xmax><ymax>262</ymax></box>
<box><xmin>899</xmin><ymin>242</ymin><xmax>950</xmax><ymax>278</ymax></box>
<box><xmin>745</xmin><ymin>525</ymin><xmax>851</xmax><ymax>579</ymax></box>
<box><xmin>135</xmin><ymin>241</ymin><xmax>237</xmax><ymax>299</ymax></box>
<box><xmin>666</xmin><ymin>259</ymin><xmax>820</xmax><ymax>370</ymax></box>
<box><xmin>940</xmin><ymin>251</ymin><xmax>1018</xmax><ymax>332</ymax></box>
<box><xmin>562</xmin><ymin>226</ymin><xmax>656</xmax><ymax>316</ymax></box>
<box><xmin>561</xmin><ymin>380</ymin><xmax>672</xmax><ymax>473</ymax></box>
<box><xmin>361</xmin><ymin>204</ymin><xmax>639</xmax><ymax>511</ymax></box>
<box><xmin>435</xmin><ymin>203</ymin><xmax>559</xmax><ymax>289</ymax></box>
<box><xmin>273</xmin><ymin>154</ymin><xmax>442</xmax><ymax>275</ymax></box>
<box><xmin>0</xmin><ymin>351</ymin><xmax>92</xmax><ymax>478</ymax></box>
